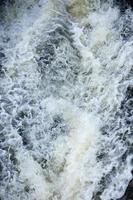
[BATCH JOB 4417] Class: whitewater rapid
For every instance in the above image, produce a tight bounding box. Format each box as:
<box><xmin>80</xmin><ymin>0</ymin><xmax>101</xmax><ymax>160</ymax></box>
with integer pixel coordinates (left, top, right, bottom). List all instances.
<box><xmin>0</xmin><ymin>0</ymin><xmax>133</xmax><ymax>200</ymax></box>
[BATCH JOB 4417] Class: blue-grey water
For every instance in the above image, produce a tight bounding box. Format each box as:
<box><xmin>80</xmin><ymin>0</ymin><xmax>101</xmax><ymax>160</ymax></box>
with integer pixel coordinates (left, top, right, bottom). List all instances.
<box><xmin>0</xmin><ymin>0</ymin><xmax>133</xmax><ymax>200</ymax></box>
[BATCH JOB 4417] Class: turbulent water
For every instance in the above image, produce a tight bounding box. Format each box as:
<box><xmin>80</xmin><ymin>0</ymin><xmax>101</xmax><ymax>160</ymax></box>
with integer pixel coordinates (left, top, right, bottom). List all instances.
<box><xmin>0</xmin><ymin>0</ymin><xmax>133</xmax><ymax>199</ymax></box>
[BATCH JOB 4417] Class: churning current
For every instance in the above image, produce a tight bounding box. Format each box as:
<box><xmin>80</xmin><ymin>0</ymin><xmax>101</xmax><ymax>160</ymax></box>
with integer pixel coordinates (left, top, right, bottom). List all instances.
<box><xmin>0</xmin><ymin>0</ymin><xmax>133</xmax><ymax>200</ymax></box>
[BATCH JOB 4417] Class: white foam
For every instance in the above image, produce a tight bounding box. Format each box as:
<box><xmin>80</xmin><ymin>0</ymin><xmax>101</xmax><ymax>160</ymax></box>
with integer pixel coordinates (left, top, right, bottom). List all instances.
<box><xmin>0</xmin><ymin>0</ymin><xmax>133</xmax><ymax>200</ymax></box>
<box><xmin>44</xmin><ymin>98</ymin><xmax>101</xmax><ymax>200</ymax></box>
<box><xmin>17</xmin><ymin>151</ymin><xmax>49</xmax><ymax>200</ymax></box>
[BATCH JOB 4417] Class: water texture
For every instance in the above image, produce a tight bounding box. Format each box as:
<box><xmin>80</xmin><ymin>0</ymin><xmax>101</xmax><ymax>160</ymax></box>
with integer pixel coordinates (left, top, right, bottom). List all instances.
<box><xmin>0</xmin><ymin>0</ymin><xmax>133</xmax><ymax>200</ymax></box>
